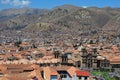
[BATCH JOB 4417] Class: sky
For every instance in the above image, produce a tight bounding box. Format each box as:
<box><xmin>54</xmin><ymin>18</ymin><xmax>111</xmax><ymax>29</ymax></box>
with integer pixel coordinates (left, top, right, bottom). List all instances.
<box><xmin>0</xmin><ymin>0</ymin><xmax>120</xmax><ymax>10</ymax></box>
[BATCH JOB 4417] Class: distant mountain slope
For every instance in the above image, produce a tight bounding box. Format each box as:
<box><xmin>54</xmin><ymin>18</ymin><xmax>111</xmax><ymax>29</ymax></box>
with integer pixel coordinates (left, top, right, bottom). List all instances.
<box><xmin>0</xmin><ymin>8</ymin><xmax>48</xmax><ymax>30</ymax></box>
<box><xmin>0</xmin><ymin>5</ymin><xmax>120</xmax><ymax>38</ymax></box>
<box><xmin>103</xmin><ymin>15</ymin><xmax>120</xmax><ymax>32</ymax></box>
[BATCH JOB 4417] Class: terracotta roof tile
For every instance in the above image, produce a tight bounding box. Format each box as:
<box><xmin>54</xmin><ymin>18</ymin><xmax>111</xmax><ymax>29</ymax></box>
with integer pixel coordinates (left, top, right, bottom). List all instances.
<box><xmin>75</xmin><ymin>70</ymin><xmax>90</xmax><ymax>77</ymax></box>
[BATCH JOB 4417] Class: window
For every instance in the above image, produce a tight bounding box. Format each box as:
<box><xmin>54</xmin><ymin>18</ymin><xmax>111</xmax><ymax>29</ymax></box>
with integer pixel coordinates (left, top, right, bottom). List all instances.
<box><xmin>75</xmin><ymin>55</ymin><xmax>77</xmax><ymax>58</ymax></box>
<box><xmin>79</xmin><ymin>77</ymin><xmax>81</xmax><ymax>79</ymax></box>
<box><xmin>60</xmin><ymin>74</ymin><xmax>67</xmax><ymax>78</ymax></box>
<box><xmin>63</xmin><ymin>75</ymin><xmax>67</xmax><ymax>78</ymax></box>
<box><xmin>85</xmin><ymin>77</ymin><xmax>87</xmax><ymax>80</ymax></box>
<box><xmin>93</xmin><ymin>58</ymin><xmax>97</xmax><ymax>63</ymax></box>
<box><xmin>83</xmin><ymin>59</ymin><xmax>86</xmax><ymax>63</ymax></box>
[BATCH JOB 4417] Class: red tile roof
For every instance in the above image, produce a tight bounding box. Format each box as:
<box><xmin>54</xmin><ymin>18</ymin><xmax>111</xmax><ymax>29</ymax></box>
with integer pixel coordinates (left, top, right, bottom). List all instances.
<box><xmin>67</xmin><ymin>67</ymin><xmax>90</xmax><ymax>77</ymax></box>
<box><xmin>75</xmin><ymin>70</ymin><xmax>90</xmax><ymax>77</ymax></box>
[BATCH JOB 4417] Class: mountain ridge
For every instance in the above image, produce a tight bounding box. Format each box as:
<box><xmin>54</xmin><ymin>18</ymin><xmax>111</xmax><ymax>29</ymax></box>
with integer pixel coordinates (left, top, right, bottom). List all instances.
<box><xmin>0</xmin><ymin>5</ymin><xmax>120</xmax><ymax>38</ymax></box>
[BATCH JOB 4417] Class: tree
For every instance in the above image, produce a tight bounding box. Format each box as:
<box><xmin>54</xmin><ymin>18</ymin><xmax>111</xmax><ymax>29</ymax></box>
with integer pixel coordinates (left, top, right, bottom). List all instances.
<box><xmin>89</xmin><ymin>40</ymin><xmax>94</xmax><ymax>44</ymax></box>
<box><xmin>14</xmin><ymin>40</ymin><xmax>22</xmax><ymax>47</ymax></box>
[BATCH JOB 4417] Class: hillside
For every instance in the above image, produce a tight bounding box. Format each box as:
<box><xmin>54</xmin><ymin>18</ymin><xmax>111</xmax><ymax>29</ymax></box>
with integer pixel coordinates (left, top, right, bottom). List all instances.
<box><xmin>0</xmin><ymin>5</ymin><xmax>120</xmax><ymax>39</ymax></box>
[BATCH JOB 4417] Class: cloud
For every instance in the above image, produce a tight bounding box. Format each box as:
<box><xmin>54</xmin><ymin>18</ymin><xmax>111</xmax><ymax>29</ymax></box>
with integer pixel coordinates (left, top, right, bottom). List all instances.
<box><xmin>1</xmin><ymin>0</ymin><xmax>10</xmax><ymax>4</ymax></box>
<box><xmin>82</xmin><ymin>6</ymin><xmax>88</xmax><ymax>8</ymax></box>
<box><xmin>1</xmin><ymin>0</ymin><xmax>31</xmax><ymax>7</ymax></box>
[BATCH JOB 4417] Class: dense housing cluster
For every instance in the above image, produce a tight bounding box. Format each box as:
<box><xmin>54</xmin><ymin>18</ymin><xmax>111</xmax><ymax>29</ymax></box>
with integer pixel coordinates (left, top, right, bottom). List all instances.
<box><xmin>0</xmin><ymin>37</ymin><xmax>120</xmax><ymax>80</ymax></box>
